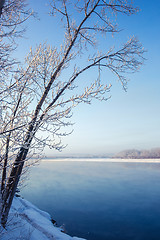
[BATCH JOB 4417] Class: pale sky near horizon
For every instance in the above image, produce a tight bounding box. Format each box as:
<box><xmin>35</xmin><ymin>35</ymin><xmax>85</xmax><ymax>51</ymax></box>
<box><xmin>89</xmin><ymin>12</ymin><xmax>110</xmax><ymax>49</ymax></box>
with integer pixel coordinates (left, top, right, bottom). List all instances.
<box><xmin>17</xmin><ymin>0</ymin><xmax>160</xmax><ymax>156</ymax></box>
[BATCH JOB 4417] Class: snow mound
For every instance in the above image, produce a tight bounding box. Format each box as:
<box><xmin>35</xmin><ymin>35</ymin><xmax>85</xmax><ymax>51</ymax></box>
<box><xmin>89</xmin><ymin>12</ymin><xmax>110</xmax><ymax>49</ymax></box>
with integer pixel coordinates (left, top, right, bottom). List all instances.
<box><xmin>0</xmin><ymin>197</ymin><xmax>86</xmax><ymax>240</ymax></box>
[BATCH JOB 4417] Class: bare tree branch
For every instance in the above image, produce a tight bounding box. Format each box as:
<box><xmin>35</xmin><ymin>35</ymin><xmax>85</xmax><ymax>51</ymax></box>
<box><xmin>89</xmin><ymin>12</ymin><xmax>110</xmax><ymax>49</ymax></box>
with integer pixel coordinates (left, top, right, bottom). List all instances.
<box><xmin>0</xmin><ymin>0</ymin><xmax>145</xmax><ymax>227</ymax></box>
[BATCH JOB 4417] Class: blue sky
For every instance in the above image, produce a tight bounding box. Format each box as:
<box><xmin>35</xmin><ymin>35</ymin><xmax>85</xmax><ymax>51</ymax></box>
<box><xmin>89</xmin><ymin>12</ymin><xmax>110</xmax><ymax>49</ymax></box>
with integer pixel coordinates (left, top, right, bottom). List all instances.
<box><xmin>18</xmin><ymin>0</ymin><xmax>160</xmax><ymax>156</ymax></box>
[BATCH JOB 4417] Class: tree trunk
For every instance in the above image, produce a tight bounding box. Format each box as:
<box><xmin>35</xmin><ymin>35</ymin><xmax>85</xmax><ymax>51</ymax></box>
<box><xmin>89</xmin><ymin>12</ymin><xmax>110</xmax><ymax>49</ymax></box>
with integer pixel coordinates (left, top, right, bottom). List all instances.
<box><xmin>1</xmin><ymin>142</ymin><xmax>30</xmax><ymax>227</ymax></box>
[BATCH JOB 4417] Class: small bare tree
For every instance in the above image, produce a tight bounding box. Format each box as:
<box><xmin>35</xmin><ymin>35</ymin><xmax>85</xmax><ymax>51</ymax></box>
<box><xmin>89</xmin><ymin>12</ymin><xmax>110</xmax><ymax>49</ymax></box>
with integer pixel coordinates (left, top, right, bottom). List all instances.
<box><xmin>0</xmin><ymin>0</ymin><xmax>145</xmax><ymax>227</ymax></box>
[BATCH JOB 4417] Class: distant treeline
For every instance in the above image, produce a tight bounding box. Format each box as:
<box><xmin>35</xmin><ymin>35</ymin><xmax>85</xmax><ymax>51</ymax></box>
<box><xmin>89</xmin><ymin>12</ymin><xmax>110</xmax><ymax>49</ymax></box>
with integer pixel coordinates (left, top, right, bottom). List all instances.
<box><xmin>114</xmin><ymin>148</ymin><xmax>160</xmax><ymax>159</ymax></box>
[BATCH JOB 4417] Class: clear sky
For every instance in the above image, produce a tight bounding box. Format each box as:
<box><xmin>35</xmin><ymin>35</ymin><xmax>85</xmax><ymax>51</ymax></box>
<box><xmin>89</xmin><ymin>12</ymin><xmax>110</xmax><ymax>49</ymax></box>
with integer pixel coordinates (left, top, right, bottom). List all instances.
<box><xmin>17</xmin><ymin>0</ymin><xmax>160</xmax><ymax>156</ymax></box>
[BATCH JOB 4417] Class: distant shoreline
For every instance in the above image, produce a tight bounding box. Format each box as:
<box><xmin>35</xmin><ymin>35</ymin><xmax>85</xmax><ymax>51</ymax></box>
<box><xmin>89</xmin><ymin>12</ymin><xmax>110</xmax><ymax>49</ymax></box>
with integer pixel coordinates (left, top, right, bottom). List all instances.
<box><xmin>41</xmin><ymin>158</ymin><xmax>160</xmax><ymax>163</ymax></box>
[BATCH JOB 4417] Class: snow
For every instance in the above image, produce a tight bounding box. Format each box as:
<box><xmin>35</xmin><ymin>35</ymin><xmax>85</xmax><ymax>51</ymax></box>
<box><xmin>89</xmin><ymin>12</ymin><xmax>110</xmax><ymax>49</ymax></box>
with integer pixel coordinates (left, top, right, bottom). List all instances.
<box><xmin>0</xmin><ymin>197</ymin><xmax>86</xmax><ymax>240</ymax></box>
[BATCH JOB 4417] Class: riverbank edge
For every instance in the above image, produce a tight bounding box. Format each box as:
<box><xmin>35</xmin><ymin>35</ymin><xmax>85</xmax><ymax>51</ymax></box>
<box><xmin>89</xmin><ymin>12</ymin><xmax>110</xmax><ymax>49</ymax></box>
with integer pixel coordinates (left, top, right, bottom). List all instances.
<box><xmin>0</xmin><ymin>196</ymin><xmax>86</xmax><ymax>240</ymax></box>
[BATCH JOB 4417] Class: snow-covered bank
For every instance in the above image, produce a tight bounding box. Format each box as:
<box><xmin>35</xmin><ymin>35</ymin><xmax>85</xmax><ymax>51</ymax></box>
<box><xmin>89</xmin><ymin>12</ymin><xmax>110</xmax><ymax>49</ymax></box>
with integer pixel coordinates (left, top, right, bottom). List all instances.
<box><xmin>0</xmin><ymin>197</ymin><xmax>86</xmax><ymax>240</ymax></box>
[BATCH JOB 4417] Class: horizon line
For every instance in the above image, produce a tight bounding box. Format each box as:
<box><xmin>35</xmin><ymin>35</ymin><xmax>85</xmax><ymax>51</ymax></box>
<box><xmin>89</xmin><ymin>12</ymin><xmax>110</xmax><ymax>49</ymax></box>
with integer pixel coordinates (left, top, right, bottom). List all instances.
<box><xmin>41</xmin><ymin>158</ymin><xmax>160</xmax><ymax>163</ymax></box>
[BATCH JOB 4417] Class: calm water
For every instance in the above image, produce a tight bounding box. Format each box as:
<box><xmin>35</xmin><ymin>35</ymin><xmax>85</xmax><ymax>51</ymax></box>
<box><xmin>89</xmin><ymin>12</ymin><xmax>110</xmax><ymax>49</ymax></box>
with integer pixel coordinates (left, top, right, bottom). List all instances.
<box><xmin>20</xmin><ymin>160</ymin><xmax>160</xmax><ymax>240</ymax></box>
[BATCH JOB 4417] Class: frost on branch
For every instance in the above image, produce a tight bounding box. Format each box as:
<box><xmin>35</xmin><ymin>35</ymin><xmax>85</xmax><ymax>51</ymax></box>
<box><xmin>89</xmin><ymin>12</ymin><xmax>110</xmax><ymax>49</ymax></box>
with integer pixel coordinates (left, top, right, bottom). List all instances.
<box><xmin>0</xmin><ymin>0</ymin><xmax>145</xmax><ymax>227</ymax></box>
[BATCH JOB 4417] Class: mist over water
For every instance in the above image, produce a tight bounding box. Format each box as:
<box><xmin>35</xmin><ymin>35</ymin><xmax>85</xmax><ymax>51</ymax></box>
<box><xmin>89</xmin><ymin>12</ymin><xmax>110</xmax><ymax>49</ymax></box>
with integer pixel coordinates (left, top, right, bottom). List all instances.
<box><xmin>21</xmin><ymin>160</ymin><xmax>160</xmax><ymax>240</ymax></box>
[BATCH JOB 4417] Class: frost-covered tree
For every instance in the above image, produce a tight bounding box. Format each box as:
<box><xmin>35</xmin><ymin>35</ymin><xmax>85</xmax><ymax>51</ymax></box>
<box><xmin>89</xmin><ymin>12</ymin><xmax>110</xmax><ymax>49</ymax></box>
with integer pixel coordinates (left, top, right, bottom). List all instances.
<box><xmin>0</xmin><ymin>0</ymin><xmax>33</xmax><ymax>226</ymax></box>
<box><xmin>0</xmin><ymin>0</ymin><xmax>145</xmax><ymax>226</ymax></box>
